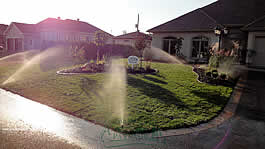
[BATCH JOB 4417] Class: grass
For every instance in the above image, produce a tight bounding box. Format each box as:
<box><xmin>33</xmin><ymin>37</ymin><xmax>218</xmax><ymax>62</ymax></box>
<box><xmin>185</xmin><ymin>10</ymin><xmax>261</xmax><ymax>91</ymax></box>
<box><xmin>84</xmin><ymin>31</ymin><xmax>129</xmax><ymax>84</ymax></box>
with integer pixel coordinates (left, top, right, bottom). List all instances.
<box><xmin>0</xmin><ymin>50</ymin><xmax>233</xmax><ymax>133</ymax></box>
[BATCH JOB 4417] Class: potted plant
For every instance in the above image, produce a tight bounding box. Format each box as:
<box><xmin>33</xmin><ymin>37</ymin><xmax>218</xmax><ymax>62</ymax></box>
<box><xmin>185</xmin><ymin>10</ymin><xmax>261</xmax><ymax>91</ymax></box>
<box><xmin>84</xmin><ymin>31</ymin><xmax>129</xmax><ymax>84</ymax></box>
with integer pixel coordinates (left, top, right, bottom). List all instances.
<box><xmin>220</xmin><ymin>73</ymin><xmax>227</xmax><ymax>80</ymax></box>
<box><xmin>212</xmin><ymin>70</ymin><xmax>219</xmax><ymax>79</ymax></box>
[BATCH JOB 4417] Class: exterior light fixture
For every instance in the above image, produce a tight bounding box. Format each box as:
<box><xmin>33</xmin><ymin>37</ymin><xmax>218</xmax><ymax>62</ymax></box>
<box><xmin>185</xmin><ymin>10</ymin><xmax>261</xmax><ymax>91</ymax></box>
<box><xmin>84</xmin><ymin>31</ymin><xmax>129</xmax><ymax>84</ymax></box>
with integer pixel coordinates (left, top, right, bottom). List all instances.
<box><xmin>214</xmin><ymin>27</ymin><xmax>221</xmax><ymax>35</ymax></box>
<box><xmin>214</xmin><ymin>26</ymin><xmax>229</xmax><ymax>51</ymax></box>
<box><xmin>223</xmin><ymin>28</ymin><xmax>229</xmax><ymax>35</ymax></box>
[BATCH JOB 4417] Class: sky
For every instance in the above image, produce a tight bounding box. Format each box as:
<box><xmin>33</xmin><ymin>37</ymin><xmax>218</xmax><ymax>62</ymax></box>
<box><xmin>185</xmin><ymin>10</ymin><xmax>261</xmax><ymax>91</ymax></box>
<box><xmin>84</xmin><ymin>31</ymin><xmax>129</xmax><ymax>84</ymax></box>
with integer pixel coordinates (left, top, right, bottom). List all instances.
<box><xmin>0</xmin><ymin>0</ymin><xmax>217</xmax><ymax>36</ymax></box>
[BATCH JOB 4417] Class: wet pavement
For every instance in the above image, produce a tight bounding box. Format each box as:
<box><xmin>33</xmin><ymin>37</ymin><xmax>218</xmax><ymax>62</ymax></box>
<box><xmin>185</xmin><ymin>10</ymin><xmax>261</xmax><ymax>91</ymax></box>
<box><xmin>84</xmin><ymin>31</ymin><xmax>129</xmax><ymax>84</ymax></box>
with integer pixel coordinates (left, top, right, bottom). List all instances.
<box><xmin>1</xmin><ymin>70</ymin><xmax>265</xmax><ymax>149</ymax></box>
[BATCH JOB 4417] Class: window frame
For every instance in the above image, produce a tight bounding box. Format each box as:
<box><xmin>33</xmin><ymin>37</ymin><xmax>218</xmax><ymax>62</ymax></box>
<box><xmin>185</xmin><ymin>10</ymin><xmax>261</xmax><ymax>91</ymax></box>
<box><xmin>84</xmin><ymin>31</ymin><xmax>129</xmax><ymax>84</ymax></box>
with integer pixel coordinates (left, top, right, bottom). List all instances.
<box><xmin>191</xmin><ymin>36</ymin><xmax>210</xmax><ymax>59</ymax></box>
<box><xmin>162</xmin><ymin>37</ymin><xmax>178</xmax><ymax>55</ymax></box>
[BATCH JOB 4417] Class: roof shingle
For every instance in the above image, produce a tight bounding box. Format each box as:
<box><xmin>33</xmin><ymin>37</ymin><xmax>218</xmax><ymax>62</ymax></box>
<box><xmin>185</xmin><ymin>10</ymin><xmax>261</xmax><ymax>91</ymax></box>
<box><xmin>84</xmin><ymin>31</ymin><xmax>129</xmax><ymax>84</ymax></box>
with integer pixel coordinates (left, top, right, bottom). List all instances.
<box><xmin>37</xmin><ymin>18</ymin><xmax>113</xmax><ymax>36</ymax></box>
<box><xmin>148</xmin><ymin>0</ymin><xmax>265</xmax><ymax>33</ymax></box>
<box><xmin>13</xmin><ymin>22</ymin><xmax>37</xmax><ymax>34</ymax></box>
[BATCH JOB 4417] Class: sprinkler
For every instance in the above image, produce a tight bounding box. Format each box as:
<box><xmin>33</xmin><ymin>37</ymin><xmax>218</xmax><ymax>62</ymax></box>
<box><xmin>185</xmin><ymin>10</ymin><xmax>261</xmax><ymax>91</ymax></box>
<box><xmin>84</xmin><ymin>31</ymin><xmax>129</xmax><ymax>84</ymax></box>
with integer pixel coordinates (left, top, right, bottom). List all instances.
<box><xmin>121</xmin><ymin>120</ymin><xmax>124</xmax><ymax>128</ymax></box>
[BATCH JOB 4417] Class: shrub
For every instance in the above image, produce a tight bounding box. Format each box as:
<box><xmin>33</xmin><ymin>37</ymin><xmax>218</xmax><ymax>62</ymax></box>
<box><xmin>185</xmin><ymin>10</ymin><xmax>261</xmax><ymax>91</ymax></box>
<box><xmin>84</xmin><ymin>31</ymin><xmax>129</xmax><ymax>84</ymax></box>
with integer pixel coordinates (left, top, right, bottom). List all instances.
<box><xmin>69</xmin><ymin>42</ymin><xmax>138</xmax><ymax>63</ymax></box>
<box><xmin>220</xmin><ymin>73</ymin><xmax>227</xmax><ymax>80</ymax></box>
<box><xmin>209</xmin><ymin>55</ymin><xmax>219</xmax><ymax>68</ymax></box>
<box><xmin>212</xmin><ymin>69</ymin><xmax>219</xmax><ymax>79</ymax></box>
<box><xmin>206</xmin><ymin>71</ymin><xmax>212</xmax><ymax>78</ymax></box>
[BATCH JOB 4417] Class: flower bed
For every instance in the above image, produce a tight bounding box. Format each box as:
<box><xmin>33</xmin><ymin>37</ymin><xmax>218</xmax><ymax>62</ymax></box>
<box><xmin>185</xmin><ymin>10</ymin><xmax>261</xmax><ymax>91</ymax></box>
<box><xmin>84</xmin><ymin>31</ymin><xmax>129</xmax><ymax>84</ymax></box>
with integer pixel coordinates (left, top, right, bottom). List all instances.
<box><xmin>127</xmin><ymin>67</ymin><xmax>158</xmax><ymax>74</ymax></box>
<box><xmin>58</xmin><ymin>62</ymin><xmax>108</xmax><ymax>74</ymax></box>
<box><xmin>193</xmin><ymin>67</ymin><xmax>236</xmax><ymax>87</ymax></box>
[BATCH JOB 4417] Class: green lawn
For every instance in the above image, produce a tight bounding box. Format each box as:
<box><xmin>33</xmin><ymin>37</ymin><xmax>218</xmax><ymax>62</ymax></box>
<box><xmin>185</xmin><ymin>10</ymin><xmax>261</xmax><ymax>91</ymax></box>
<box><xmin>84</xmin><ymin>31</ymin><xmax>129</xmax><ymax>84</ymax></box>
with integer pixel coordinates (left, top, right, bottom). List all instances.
<box><xmin>0</xmin><ymin>50</ymin><xmax>233</xmax><ymax>133</ymax></box>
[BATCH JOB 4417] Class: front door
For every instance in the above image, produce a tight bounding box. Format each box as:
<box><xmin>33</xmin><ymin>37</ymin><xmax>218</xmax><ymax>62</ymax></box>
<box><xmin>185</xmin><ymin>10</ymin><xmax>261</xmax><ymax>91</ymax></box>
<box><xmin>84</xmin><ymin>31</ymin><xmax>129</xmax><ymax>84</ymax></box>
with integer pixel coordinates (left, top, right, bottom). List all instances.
<box><xmin>253</xmin><ymin>37</ymin><xmax>265</xmax><ymax>67</ymax></box>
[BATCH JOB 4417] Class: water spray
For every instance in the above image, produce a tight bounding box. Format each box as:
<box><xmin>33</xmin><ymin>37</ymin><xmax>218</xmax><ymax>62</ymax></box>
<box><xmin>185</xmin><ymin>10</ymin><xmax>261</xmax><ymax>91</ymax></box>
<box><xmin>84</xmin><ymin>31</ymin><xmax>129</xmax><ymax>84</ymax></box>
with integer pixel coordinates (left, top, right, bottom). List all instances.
<box><xmin>121</xmin><ymin>119</ymin><xmax>124</xmax><ymax>128</ymax></box>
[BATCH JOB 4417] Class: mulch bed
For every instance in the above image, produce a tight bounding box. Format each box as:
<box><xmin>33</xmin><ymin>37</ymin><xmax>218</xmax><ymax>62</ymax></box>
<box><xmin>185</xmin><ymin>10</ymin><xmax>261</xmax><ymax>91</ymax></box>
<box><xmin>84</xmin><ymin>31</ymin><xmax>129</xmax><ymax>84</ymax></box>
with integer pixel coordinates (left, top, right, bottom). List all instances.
<box><xmin>57</xmin><ymin>62</ymin><xmax>159</xmax><ymax>75</ymax></box>
<box><xmin>193</xmin><ymin>67</ymin><xmax>236</xmax><ymax>87</ymax></box>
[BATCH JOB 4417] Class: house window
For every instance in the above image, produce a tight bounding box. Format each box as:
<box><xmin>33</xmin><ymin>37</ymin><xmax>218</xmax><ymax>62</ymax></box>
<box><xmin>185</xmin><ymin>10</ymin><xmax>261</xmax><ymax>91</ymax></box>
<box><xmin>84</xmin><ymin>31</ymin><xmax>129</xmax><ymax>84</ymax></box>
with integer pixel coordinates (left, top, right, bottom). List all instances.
<box><xmin>124</xmin><ymin>40</ymin><xmax>129</xmax><ymax>42</ymax></box>
<box><xmin>163</xmin><ymin>37</ymin><xmax>177</xmax><ymax>55</ymax></box>
<box><xmin>192</xmin><ymin>36</ymin><xmax>209</xmax><ymax>58</ymax></box>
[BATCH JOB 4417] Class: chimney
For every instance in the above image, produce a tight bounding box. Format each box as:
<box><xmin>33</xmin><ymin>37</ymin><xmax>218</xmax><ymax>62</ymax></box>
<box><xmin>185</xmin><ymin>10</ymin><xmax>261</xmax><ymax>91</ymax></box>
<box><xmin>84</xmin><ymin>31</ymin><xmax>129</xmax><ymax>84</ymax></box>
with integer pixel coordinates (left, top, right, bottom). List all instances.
<box><xmin>77</xmin><ymin>18</ymin><xmax>80</xmax><ymax>21</ymax></box>
<box><xmin>57</xmin><ymin>17</ymin><xmax>61</xmax><ymax>20</ymax></box>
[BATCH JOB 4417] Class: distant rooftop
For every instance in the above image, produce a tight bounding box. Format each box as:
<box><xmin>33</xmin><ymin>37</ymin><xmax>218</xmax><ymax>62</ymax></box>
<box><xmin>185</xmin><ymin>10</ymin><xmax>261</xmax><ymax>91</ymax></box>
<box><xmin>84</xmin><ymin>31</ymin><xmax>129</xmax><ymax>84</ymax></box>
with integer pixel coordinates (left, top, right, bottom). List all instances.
<box><xmin>37</xmin><ymin>18</ymin><xmax>113</xmax><ymax>36</ymax></box>
<box><xmin>114</xmin><ymin>31</ymin><xmax>152</xmax><ymax>40</ymax></box>
<box><xmin>7</xmin><ymin>18</ymin><xmax>113</xmax><ymax>36</ymax></box>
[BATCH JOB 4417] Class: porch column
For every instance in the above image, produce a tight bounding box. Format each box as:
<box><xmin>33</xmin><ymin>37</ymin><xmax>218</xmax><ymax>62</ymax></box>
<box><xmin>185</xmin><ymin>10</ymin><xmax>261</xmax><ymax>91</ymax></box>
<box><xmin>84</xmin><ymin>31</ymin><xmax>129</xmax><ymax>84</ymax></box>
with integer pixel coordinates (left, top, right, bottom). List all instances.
<box><xmin>13</xmin><ymin>38</ymin><xmax>15</xmax><ymax>51</ymax></box>
<box><xmin>22</xmin><ymin>38</ymin><xmax>24</xmax><ymax>51</ymax></box>
<box><xmin>168</xmin><ymin>40</ymin><xmax>171</xmax><ymax>54</ymax></box>
<box><xmin>5</xmin><ymin>40</ymin><xmax>8</xmax><ymax>53</ymax></box>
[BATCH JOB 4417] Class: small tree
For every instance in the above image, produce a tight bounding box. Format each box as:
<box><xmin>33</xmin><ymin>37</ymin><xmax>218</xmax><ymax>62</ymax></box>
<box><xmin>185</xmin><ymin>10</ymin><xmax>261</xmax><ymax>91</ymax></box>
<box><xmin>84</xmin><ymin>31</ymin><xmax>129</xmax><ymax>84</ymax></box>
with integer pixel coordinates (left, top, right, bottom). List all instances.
<box><xmin>175</xmin><ymin>37</ymin><xmax>184</xmax><ymax>56</ymax></box>
<box><xmin>94</xmin><ymin>30</ymin><xmax>108</xmax><ymax>63</ymax></box>
<box><xmin>134</xmin><ymin>33</ymin><xmax>148</xmax><ymax>68</ymax></box>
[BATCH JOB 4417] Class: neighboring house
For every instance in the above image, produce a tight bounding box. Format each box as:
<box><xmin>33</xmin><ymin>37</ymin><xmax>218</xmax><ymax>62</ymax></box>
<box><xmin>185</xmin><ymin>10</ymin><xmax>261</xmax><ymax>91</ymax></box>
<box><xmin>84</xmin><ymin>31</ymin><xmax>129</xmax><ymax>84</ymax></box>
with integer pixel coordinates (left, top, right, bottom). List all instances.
<box><xmin>114</xmin><ymin>31</ymin><xmax>152</xmax><ymax>47</ymax></box>
<box><xmin>4</xmin><ymin>17</ymin><xmax>113</xmax><ymax>51</ymax></box>
<box><xmin>148</xmin><ymin>0</ymin><xmax>265</xmax><ymax>67</ymax></box>
<box><xmin>0</xmin><ymin>24</ymin><xmax>8</xmax><ymax>51</ymax></box>
<box><xmin>4</xmin><ymin>22</ymin><xmax>39</xmax><ymax>51</ymax></box>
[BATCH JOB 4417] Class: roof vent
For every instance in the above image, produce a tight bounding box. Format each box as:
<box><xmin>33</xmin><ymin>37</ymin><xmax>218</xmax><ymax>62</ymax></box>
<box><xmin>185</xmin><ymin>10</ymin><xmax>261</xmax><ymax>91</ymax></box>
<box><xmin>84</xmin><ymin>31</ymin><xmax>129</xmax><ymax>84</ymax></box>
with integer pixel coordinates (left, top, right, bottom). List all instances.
<box><xmin>77</xmin><ymin>18</ymin><xmax>80</xmax><ymax>21</ymax></box>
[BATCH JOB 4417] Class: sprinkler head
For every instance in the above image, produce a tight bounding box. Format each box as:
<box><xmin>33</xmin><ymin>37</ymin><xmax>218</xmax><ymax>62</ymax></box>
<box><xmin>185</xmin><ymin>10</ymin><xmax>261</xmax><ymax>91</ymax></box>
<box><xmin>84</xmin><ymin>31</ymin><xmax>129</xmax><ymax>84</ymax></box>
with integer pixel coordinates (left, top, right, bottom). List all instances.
<box><xmin>121</xmin><ymin>120</ymin><xmax>124</xmax><ymax>128</ymax></box>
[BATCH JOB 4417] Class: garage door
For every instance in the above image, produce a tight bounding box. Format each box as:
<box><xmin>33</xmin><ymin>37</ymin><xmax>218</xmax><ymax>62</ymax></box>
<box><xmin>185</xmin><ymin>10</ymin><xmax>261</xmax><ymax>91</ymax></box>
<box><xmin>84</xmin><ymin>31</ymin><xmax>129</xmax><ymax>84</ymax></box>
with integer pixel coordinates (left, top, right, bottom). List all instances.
<box><xmin>253</xmin><ymin>37</ymin><xmax>265</xmax><ymax>67</ymax></box>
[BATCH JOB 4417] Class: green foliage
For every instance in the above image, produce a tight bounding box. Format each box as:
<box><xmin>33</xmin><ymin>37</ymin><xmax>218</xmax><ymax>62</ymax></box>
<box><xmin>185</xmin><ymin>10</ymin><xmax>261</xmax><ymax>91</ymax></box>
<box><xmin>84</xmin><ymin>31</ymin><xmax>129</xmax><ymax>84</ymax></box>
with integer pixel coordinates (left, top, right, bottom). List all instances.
<box><xmin>218</xmin><ymin>56</ymin><xmax>235</xmax><ymax>74</ymax></box>
<box><xmin>134</xmin><ymin>33</ymin><xmax>148</xmax><ymax>55</ymax></box>
<box><xmin>175</xmin><ymin>37</ymin><xmax>184</xmax><ymax>56</ymax></box>
<box><xmin>74</xmin><ymin>47</ymin><xmax>87</xmax><ymax>64</ymax></box>
<box><xmin>134</xmin><ymin>33</ymin><xmax>149</xmax><ymax>68</ymax></box>
<box><xmin>209</xmin><ymin>55</ymin><xmax>219</xmax><ymax>68</ymax></box>
<box><xmin>94</xmin><ymin>31</ymin><xmax>108</xmax><ymax>47</ymax></box>
<box><xmin>70</xmin><ymin>42</ymin><xmax>139</xmax><ymax>63</ymax></box>
<box><xmin>94</xmin><ymin>31</ymin><xmax>109</xmax><ymax>63</ymax></box>
<box><xmin>145</xmin><ymin>60</ymin><xmax>152</xmax><ymax>70</ymax></box>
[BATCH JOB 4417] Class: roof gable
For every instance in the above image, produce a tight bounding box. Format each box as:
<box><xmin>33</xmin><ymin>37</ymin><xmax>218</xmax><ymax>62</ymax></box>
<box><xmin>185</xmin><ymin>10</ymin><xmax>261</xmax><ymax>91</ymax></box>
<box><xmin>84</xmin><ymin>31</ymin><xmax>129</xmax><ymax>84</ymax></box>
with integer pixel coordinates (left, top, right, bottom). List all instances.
<box><xmin>4</xmin><ymin>23</ymin><xmax>23</xmax><ymax>36</ymax></box>
<box><xmin>13</xmin><ymin>22</ymin><xmax>37</xmax><ymax>34</ymax></box>
<box><xmin>115</xmin><ymin>32</ymin><xmax>152</xmax><ymax>40</ymax></box>
<box><xmin>147</xmin><ymin>8</ymin><xmax>218</xmax><ymax>33</ymax></box>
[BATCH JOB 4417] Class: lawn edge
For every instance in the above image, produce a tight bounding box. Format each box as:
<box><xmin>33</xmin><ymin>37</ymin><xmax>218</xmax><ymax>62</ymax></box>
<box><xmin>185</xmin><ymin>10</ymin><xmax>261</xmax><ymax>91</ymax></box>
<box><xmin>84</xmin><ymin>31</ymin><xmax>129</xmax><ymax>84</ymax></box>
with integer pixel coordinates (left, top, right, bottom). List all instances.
<box><xmin>0</xmin><ymin>65</ymin><xmax>240</xmax><ymax>135</ymax></box>
<box><xmin>154</xmin><ymin>71</ymin><xmax>248</xmax><ymax>137</ymax></box>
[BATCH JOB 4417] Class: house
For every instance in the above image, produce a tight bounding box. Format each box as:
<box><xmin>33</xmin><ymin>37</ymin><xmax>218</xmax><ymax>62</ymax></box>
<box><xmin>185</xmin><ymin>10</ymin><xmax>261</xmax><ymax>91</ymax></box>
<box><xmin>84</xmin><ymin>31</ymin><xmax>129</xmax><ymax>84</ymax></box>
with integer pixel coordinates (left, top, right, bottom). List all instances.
<box><xmin>147</xmin><ymin>0</ymin><xmax>265</xmax><ymax>67</ymax></box>
<box><xmin>4</xmin><ymin>17</ymin><xmax>113</xmax><ymax>52</ymax></box>
<box><xmin>114</xmin><ymin>31</ymin><xmax>152</xmax><ymax>47</ymax></box>
<box><xmin>0</xmin><ymin>24</ymin><xmax>8</xmax><ymax>51</ymax></box>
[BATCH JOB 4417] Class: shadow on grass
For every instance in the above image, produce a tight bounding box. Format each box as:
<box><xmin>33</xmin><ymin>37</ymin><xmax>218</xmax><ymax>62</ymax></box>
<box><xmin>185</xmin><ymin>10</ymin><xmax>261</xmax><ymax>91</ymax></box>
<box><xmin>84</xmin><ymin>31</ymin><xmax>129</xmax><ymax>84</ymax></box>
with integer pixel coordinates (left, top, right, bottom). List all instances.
<box><xmin>128</xmin><ymin>76</ymin><xmax>186</xmax><ymax>107</ymax></box>
<box><xmin>191</xmin><ymin>89</ymin><xmax>229</xmax><ymax>106</ymax></box>
<box><xmin>152</xmin><ymin>73</ymin><xmax>166</xmax><ymax>79</ymax></box>
<box><xmin>143</xmin><ymin>75</ymin><xmax>167</xmax><ymax>84</ymax></box>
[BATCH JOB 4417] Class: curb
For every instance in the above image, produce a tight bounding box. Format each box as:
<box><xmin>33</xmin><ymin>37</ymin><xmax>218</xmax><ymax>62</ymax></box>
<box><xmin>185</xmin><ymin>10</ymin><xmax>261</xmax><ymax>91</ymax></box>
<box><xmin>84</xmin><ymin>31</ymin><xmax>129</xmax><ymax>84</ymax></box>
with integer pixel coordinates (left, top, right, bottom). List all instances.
<box><xmin>155</xmin><ymin>71</ymin><xmax>248</xmax><ymax>138</ymax></box>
